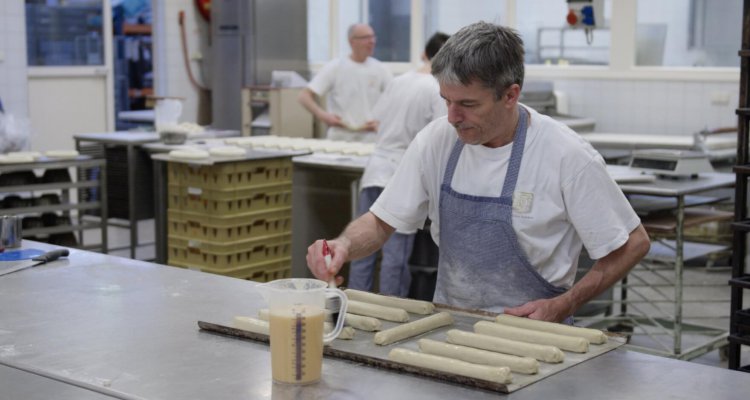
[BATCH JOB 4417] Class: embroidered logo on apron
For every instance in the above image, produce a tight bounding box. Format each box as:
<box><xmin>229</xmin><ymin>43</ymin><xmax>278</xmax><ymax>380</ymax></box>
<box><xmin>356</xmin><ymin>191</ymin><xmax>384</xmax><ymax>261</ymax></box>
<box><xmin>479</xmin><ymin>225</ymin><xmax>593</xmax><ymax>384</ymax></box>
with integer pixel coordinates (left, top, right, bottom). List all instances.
<box><xmin>512</xmin><ymin>192</ymin><xmax>534</xmax><ymax>213</ymax></box>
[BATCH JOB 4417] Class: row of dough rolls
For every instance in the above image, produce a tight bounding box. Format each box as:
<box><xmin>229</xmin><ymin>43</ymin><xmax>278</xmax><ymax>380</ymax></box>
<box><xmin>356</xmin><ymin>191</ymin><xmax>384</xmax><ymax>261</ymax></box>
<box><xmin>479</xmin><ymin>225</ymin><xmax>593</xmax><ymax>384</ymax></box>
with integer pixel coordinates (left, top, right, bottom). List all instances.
<box><xmin>495</xmin><ymin>314</ymin><xmax>608</xmax><ymax>344</ymax></box>
<box><xmin>388</xmin><ymin>348</ymin><xmax>513</xmax><ymax>385</ymax></box>
<box><xmin>475</xmin><ymin>321</ymin><xmax>589</xmax><ymax>353</ymax></box>
<box><xmin>418</xmin><ymin>339</ymin><xmax>539</xmax><ymax>374</ymax></box>
<box><xmin>344</xmin><ymin>289</ymin><xmax>435</xmax><ymax>315</ymax></box>
<box><xmin>447</xmin><ymin>329</ymin><xmax>565</xmax><ymax>363</ymax></box>
<box><xmin>347</xmin><ymin>300</ymin><xmax>409</xmax><ymax>322</ymax></box>
<box><xmin>374</xmin><ymin>312</ymin><xmax>454</xmax><ymax>345</ymax></box>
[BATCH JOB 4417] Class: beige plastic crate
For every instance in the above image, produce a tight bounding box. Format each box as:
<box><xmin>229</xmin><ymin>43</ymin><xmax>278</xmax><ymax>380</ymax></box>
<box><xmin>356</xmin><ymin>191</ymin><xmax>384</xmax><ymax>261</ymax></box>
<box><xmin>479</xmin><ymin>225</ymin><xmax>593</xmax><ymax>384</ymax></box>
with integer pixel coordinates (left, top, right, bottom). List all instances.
<box><xmin>170</xmin><ymin>257</ymin><xmax>291</xmax><ymax>281</ymax></box>
<box><xmin>167</xmin><ymin>157</ymin><xmax>292</xmax><ymax>189</ymax></box>
<box><xmin>168</xmin><ymin>207</ymin><xmax>291</xmax><ymax>241</ymax></box>
<box><xmin>168</xmin><ymin>183</ymin><xmax>292</xmax><ymax>214</ymax></box>
<box><xmin>168</xmin><ymin>230</ymin><xmax>291</xmax><ymax>268</ymax></box>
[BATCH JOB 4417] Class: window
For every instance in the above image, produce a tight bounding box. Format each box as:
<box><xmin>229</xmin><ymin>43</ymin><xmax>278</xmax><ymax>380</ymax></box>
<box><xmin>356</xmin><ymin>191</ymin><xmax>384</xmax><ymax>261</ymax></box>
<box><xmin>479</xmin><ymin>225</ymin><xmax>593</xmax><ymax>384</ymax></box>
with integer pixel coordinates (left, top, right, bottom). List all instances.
<box><xmin>337</xmin><ymin>1</ymin><xmax>364</xmax><ymax>59</ymax></box>
<box><xmin>424</xmin><ymin>0</ymin><xmax>506</xmax><ymax>38</ymax></box>
<box><xmin>25</xmin><ymin>0</ymin><xmax>104</xmax><ymax>66</ymax></box>
<box><xmin>307</xmin><ymin>0</ymin><xmax>330</xmax><ymax>62</ymax></box>
<box><xmin>369</xmin><ymin>0</ymin><xmax>411</xmax><ymax>62</ymax></box>
<box><xmin>636</xmin><ymin>0</ymin><xmax>741</xmax><ymax>67</ymax></box>
<box><xmin>517</xmin><ymin>0</ymin><xmax>612</xmax><ymax>65</ymax></box>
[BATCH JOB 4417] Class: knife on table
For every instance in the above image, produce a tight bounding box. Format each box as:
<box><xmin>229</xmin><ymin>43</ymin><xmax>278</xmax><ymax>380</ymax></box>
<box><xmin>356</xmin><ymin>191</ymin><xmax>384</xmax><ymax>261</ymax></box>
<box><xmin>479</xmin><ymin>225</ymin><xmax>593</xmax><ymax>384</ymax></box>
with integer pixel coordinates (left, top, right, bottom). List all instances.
<box><xmin>0</xmin><ymin>249</ymin><xmax>69</xmax><ymax>277</ymax></box>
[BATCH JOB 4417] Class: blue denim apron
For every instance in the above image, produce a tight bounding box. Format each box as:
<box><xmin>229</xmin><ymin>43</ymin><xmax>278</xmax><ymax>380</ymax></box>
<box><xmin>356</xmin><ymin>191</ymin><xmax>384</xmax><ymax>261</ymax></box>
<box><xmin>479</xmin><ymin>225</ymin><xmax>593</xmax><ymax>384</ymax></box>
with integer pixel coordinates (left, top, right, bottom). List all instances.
<box><xmin>435</xmin><ymin>106</ymin><xmax>567</xmax><ymax>314</ymax></box>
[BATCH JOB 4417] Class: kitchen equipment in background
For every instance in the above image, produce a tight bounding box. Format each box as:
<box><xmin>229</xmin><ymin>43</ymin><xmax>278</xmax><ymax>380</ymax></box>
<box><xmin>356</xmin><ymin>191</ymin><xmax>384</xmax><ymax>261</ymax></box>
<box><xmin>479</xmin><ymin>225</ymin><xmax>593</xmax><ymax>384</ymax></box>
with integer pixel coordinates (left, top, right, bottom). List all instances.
<box><xmin>520</xmin><ymin>81</ymin><xmax>596</xmax><ymax>133</ymax></box>
<box><xmin>154</xmin><ymin>98</ymin><xmax>183</xmax><ymax>133</ymax></box>
<box><xmin>0</xmin><ymin>215</ymin><xmax>22</xmax><ymax>249</ymax></box>
<box><xmin>159</xmin><ymin>130</ymin><xmax>188</xmax><ymax>145</ymax></box>
<box><xmin>629</xmin><ymin>149</ymin><xmax>714</xmax><ymax>178</ymax></box>
<box><xmin>211</xmin><ymin>0</ymin><xmax>308</xmax><ymax>130</ymax></box>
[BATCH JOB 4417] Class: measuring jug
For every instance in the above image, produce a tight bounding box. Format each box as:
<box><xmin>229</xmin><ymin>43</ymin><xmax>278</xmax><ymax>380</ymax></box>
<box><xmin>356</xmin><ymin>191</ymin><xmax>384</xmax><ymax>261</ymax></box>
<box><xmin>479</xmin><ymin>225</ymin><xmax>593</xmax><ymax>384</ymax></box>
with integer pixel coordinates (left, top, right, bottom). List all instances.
<box><xmin>257</xmin><ymin>278</ymin><xmax>348</xmax><ymax>385</ymax></box>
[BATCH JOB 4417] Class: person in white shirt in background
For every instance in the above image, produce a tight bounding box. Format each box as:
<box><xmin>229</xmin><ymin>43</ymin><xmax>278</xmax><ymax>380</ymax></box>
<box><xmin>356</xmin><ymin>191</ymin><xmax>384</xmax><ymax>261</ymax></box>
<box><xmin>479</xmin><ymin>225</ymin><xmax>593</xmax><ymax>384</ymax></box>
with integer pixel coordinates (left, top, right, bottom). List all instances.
<box><xmin>298</xmin><ymin>23</ymin><xmax>393</xmax><ymax>142</ymax></box>
<box><xmin>347</xmin><ymin>32</ymin><xmax>450</xmax><ymax>296</ymax></box>
<box><xmin>306</xmin><ymin>21</ymin><xmax>650</xmax><ymax>322</ymax></box>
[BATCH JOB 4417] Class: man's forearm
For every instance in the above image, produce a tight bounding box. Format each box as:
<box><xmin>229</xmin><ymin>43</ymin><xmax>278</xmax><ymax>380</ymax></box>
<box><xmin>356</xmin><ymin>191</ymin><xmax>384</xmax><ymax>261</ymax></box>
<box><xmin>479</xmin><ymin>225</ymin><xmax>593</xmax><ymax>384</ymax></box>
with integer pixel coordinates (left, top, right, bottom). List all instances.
<box><xmin>298</xmin><ymin>89</ymin><xmax>327</xmax><ymax>121</ymax></box>
<box><xmin>559</xmin><ymin>224</ymin><xmax>650</xmax><ymax>316</ymax></box>
<box><xmin>338</xmin><ymin>212</ymin><xmax>395</xmax><ymax>261</ymax></box>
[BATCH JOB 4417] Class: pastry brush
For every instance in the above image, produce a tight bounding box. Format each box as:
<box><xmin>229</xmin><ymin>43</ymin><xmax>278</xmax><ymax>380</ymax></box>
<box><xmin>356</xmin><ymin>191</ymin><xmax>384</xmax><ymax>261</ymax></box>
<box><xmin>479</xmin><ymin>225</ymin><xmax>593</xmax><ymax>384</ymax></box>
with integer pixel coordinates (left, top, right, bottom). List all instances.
<box><xmin>323</xmin><ymin>240</ymin><xmax>342</xmax><ymax>324</ymax></box>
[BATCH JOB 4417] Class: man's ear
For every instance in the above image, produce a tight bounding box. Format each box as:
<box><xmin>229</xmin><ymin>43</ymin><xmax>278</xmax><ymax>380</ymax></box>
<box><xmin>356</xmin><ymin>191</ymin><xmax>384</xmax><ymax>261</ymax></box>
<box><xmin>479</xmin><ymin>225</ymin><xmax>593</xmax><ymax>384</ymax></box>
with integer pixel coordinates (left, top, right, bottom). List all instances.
<box><xmin>504</xmin><ymin>84</ymin><xmax>522</xmax><ymax>105</ymax></box>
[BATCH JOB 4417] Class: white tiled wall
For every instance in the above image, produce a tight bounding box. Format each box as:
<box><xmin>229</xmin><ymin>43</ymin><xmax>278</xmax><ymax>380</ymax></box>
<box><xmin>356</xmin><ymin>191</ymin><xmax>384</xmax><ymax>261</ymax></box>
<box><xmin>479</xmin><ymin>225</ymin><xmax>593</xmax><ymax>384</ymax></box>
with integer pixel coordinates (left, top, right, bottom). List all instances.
<box><xmin>0</xmin><ymin>1</ymin><xmax>28</xmax><ymax>118</ymax></box>
<box><xmin>551</xmin><ymin>79</ymin><xmax>739</xmax><ymax>135</ymax></box>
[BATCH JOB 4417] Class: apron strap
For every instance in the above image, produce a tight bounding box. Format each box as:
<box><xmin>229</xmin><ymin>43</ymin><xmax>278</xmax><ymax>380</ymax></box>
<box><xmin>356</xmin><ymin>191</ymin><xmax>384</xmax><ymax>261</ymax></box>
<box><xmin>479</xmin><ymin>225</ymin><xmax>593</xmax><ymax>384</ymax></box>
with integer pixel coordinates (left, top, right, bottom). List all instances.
<box><xmin>441</xmin><ymin>105</ymin><xmax>530</xmax><ymax>199</ymax></box>
<box><xmin>500</xmin><ymin>105</ymin><xmax>529</xmax><ymax>199</ymax></box>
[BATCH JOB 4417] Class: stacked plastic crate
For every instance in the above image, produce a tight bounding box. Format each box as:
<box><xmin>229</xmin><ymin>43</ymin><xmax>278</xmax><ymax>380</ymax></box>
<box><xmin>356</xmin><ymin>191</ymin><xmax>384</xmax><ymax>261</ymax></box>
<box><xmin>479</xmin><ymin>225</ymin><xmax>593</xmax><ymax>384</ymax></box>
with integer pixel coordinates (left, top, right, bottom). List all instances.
<box><xmin>167</xmin><ymin>157</ymin><xmax>293</xmax><ymax>281</ymax></box>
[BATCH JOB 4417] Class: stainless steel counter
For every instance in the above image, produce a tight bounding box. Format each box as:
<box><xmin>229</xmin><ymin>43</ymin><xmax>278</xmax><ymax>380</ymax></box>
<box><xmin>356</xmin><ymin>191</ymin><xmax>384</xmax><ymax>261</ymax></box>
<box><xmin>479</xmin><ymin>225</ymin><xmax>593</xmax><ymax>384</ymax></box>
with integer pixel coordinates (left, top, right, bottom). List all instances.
<box><xmin>1</xmin><ymin>241</ymin><xmax>748</xmax><ymax>399</ymax></box>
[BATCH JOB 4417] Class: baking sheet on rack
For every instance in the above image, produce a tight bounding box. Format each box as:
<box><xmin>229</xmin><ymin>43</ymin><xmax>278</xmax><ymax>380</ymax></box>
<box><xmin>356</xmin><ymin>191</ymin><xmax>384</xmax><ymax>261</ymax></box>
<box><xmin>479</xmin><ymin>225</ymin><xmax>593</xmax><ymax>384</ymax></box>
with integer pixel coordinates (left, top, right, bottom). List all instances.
<box><xmin>200</xmin><ymin>304</ymin><xmax>625</xmax><ymax>393</ymax></box>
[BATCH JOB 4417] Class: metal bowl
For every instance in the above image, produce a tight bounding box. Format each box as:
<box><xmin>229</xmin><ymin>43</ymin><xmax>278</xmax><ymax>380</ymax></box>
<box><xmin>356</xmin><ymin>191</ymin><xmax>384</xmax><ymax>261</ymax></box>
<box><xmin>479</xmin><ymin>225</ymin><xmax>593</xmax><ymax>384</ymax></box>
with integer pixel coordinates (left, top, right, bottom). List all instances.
<box><xmin>160</xmin><ymin>131</ymin><xmax>188</xmax><ymax>145</ymax></box>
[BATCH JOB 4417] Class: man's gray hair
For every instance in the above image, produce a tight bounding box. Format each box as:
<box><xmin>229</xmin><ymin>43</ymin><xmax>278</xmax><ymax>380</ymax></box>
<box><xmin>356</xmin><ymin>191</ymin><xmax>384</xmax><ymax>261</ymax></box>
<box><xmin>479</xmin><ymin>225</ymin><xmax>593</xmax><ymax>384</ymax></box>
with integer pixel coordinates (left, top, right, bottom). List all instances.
<box><xmin>431</xmin><ymin>21</ymin><xmax>525</xmax><ymax>99</ymax></box>
<box><xmin>347</xmin><ymin>24</ymin><xmax>361</xmax><ymax>39</ymax></box>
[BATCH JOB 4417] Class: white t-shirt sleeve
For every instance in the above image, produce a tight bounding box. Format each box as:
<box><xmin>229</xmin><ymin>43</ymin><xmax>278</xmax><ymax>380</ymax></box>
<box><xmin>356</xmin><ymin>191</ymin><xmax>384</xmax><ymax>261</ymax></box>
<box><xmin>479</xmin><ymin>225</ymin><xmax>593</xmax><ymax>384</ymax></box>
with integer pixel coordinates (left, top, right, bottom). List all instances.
<box><xmin>307</xmin><ymin>60</ymin><xmax>338</xmax><ymax>96</ymax></box>
<box><xmin>370</xmin><ymin>133</ymin><xmax>431</xmax><ymax>234</ymax></box>
<box><xmin>563</xmin><ymin>154</ymin><xmax>641</xmax><ymax>260</ymax></box>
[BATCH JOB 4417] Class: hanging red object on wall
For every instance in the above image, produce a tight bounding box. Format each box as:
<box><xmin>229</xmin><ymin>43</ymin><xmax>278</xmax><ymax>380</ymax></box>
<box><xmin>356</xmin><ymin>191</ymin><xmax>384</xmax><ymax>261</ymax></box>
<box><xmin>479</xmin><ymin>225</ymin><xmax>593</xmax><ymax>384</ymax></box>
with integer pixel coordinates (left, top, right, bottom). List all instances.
<box><xmin>195</xmin><ymin>0</ymin><xmax>211</xmax><ymax>21</ymax></box>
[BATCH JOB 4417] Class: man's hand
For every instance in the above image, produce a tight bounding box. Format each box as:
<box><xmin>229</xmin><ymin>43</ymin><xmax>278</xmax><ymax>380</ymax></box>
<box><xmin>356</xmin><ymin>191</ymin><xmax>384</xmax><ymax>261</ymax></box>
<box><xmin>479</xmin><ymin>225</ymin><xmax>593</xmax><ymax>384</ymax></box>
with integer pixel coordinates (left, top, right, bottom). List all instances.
<box><xmin>503</xmin><ymin>296</ymin><xmax>573</xmax><ymax>323</ymax></box>
<box><xmin>360</xmin><ymin>120</ymin><xmax>379</xmax><ymax>132</ymax></box>
<box><xmin>321</xmin><ymin>112</ymin><xmax>344</xmax><ymax>128</ymax></box>
<box><xmin>306</xmin><ymin>238</ymin><xmax>349</xmax><ymax>285</ymax></box>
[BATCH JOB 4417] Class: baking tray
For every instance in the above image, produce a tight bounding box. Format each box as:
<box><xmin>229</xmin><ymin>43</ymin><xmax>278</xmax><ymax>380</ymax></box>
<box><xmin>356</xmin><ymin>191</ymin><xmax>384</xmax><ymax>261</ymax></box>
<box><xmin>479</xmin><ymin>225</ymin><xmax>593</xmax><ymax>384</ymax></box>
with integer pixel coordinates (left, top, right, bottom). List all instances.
<box><xmin>199</xmin><ymin>303</ymin><xmax>625</xmax><ymax>393</ymax></box>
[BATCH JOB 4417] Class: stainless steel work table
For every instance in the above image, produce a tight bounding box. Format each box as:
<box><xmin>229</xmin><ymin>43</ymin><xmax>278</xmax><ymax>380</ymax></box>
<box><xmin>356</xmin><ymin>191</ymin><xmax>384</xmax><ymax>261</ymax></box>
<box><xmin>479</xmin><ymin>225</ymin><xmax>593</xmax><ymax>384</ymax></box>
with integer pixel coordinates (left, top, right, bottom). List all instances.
<box><xmin>0</xmin><ymin>364</ymin><xmax>116</xmax><ymax>400</ymax></box>
<box><xmin>1</xmin><ymin>241</ymin><xmax>748</xmax><ymax>399</ymax></box>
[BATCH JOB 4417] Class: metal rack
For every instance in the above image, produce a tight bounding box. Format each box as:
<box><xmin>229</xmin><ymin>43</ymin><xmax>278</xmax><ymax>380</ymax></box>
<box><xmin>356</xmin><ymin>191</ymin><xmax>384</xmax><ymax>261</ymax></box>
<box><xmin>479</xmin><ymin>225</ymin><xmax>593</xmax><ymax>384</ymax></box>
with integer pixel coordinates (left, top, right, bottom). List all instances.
<box><xmin>729</xmin><ymin>0</ymin><xmax>750</xmax><ymax>372</ymax></box>
<box><xmin>578</xmin><ymin>173</ymin><xmax>735</xmax><ymax>360</ymax></box>
<box><xmin>0</xmin><ymin>157</ymin><xmax>107</xmax><ymax>252</ymax></box>
<box><xmin>74</xmin><ymin>132</ymin><xmax>160</xmax><ymax>259</ymax></box>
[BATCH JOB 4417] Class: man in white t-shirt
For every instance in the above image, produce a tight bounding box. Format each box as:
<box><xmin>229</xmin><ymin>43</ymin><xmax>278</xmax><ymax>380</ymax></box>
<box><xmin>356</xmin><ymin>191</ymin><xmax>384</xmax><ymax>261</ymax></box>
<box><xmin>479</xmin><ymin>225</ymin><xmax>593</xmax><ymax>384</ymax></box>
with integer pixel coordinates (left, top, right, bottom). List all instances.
<box><xmin>306</xmin><ymin>22</ymin><xmax>650</xmax><ymax>322</ymax></box>
<box><xmin>298</xmin><ymin>23</ymin><xmax>392</xmax><ymax>142</ymax></box>
<box><xmin>348</xmin><ymin>32</ymin><xmax>450</xmax><ymax>296</ymax></box>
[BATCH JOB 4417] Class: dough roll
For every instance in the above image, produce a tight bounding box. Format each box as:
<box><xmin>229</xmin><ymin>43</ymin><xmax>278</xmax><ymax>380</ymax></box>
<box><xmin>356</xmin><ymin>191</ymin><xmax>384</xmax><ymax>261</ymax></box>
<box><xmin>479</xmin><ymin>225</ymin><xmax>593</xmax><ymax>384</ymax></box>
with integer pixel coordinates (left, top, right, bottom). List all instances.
<box><xmin>344</xmin><ymin>289</ymin><xmax>435</xmax><ymax>315</ymax></box>
<box><xmin>374</xmin><ymin>312</ymin><xmax>453</xmax><ymax>346</ymax></box>
<box><xmin>233</xmin><ymin>316</ymin><xmax>269</xmax><ymax>335</ymax></box>
<box><xmin>446</xmin><ymin>329</ymin><xmax>564</xmax><ymax>363</ymax></box>
<box><xmin>418</xmin><ymin>339</ymin><xmax>539</xmax><ymax>374</ymax></box>
<box><xmin>475</xmin><ymin>321</ymin><xmax>589</xmax><ymax>353</ymax></box>
<box><xmin>326</xmin><ymin>324</ymin><xmax>355</xmax><ymax>340</ymax></box>
<box><xmin>348</xmin><ymin>300</ymin><xmax>409</xmax><ymax>322</ymax></box>
<box><xmin>345</xmin><ymin>313</ymin><xmax>382</xmax><ymax>331</ymax></box>
<box><xmin>388</xmin><ymin>348</ymin><xmax>512</xmax><ymax>384</ymax></box>
<box><xmin>495</xmin><ymin>314</ymin><xmax>608</xmax><ymax>344</ymax></box>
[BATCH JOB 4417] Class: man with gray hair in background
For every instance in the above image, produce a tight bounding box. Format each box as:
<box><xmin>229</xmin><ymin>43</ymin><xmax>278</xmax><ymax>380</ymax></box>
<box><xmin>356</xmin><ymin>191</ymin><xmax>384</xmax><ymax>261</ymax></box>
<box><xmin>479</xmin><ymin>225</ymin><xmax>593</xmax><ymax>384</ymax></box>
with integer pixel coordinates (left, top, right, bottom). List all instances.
<box><xmin>347</xmin><ymin>32</ymin><xmax>450</xmax><ymax>297</ymax></box>
<box><xmin>298</xmin><ymin>23</ymin><xmax>392</xmax><ymax>142</ymax></box>
<box><xmin>307</xmin><ymin>21</ymin><xmax>649</xmax><ymax>323</ymax></box>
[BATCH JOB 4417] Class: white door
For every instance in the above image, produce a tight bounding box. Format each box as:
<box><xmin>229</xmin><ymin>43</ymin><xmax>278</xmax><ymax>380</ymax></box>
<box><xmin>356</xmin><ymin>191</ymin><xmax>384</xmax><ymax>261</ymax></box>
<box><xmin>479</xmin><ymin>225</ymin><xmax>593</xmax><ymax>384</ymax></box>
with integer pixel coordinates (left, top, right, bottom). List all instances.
<box><xmin>26</xmin><ymin>0</ymin><xmax>114</xmax><ymax>151</ymax></box>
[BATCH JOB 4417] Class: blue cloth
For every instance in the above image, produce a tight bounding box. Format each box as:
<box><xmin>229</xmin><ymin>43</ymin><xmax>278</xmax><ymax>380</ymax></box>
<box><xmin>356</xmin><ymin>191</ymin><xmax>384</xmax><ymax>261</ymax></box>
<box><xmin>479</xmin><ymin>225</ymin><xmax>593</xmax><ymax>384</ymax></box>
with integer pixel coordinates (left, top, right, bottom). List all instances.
<box><xmin>435</xmin><ymin>105</ymin><xmax>569</xmax><ymax>316</ymax></box>
<box><xmin>348</xmin><ymin>186</ymin><xmax>415</xmax><ymax>296</ymax></box>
